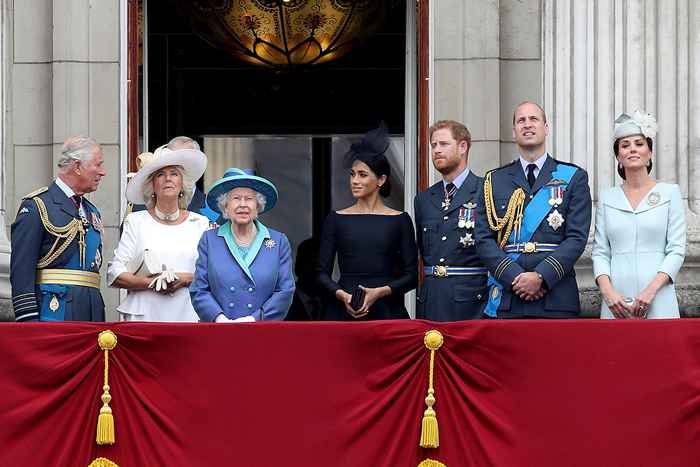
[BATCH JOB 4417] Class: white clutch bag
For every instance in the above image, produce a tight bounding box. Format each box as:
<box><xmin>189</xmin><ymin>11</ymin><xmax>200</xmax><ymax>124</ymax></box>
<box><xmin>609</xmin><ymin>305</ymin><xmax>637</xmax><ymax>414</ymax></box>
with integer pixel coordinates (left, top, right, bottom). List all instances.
<box><xmin>126</xmin><ymin>249</ymin><xmax>162</xmax><ymax>277</ymax></box>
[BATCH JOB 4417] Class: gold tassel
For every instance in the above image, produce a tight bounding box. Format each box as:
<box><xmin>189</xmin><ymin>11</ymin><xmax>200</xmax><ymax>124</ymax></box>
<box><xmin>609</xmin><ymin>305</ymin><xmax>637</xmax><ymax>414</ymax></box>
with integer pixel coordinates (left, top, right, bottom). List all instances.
<box><xmin>88</xmin><ymin>457</ymin><xmax>120</xmax><ymax>467</ymax></box>
<box><xmin>420</xmin><ymin>330</ymin><xmax>444</xmax><ymax>449</ymax></box>
<box><xmin>418</xmin><ymin>459</ymin><xmax>447</xmax><ymax>467</ymax></box>
<box><xmin>96</xmin><ymin>330</ymin><xmax>118</xmax><ymax>445</ymax></box>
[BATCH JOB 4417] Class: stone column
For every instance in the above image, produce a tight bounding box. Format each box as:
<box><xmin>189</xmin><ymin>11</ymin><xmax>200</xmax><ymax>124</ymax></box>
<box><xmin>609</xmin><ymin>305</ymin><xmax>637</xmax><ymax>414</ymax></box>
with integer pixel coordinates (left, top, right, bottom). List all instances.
<box><xmin>543</xmin><ymin>0</ymin><xmax>700</xmax><ymax>314</ymax></box>
<box><xmin>5</xmin><ymin>0</ymin><xmax>122</xmax><ymax>321</ymax></box>
<box><xmin>0</xmin><ymin>1</ymin><xmax>11</xmax><ymax>320</ymax></box>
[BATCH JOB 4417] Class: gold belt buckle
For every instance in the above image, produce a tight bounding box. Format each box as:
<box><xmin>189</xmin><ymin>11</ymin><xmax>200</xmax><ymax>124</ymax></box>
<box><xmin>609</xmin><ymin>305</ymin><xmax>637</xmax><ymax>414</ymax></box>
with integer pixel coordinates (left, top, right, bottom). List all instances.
<box><xmin>523</xmin><ymin>242</ymin><xmax>537</xmax><ymax>253</ymax></box>
<box><xmin>434</xmin><ymin>265</ymin><xmax>448</xmax><ymax>277</ymax></box>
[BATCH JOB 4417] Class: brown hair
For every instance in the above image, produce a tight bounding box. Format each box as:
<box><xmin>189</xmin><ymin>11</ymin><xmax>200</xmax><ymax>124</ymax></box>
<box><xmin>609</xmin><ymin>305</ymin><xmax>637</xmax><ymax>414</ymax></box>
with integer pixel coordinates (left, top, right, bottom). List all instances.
<box><xmin>613</xmin><ymin>137</ymin><xmax>653</xmax><ymax>179</ymax></box>
<box><xmin>429</xmin><ymin>120</ymin><xmax>472</xmax><ymax>151</ymax></box>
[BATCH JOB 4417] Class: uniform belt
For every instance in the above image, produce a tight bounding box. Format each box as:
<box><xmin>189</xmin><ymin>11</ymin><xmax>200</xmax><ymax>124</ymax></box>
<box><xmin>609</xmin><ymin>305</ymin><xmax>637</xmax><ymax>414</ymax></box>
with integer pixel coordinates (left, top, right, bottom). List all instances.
<box><xmin>503</xmin><ymin>242</ymin><xmax>560</xmax><ymax>254</ymax></box>
<box><xmin>423</xmin><ymin>266</ymin><xmax>488</xmax><ymax>278</ymax></box>
<box><xmin>36</xmin><ymin>269</ymin><xmax>101</xmax><ymax>288</ymax></box>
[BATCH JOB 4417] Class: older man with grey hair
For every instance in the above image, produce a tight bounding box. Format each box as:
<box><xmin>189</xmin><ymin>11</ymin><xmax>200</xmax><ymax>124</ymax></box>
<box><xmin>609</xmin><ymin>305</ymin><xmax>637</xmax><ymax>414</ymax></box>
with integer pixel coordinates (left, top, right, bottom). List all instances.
<box><xmin>10</xmin><ymin>135</ymin><xmax>107</xmax><ymax>322</ymax></box>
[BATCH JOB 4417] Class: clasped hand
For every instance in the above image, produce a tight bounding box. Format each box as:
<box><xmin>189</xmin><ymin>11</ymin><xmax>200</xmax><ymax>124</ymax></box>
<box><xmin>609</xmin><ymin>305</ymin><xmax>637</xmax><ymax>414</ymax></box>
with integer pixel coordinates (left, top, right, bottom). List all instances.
<box><xmin>512</xmin><ymin>272</ymin><xmax>546</xmax><ymax>301</ymax></box>
<box><xmin>338</xmin><ymin>286</ymin><xmax>386</xmax><ymax>319</ymax></box>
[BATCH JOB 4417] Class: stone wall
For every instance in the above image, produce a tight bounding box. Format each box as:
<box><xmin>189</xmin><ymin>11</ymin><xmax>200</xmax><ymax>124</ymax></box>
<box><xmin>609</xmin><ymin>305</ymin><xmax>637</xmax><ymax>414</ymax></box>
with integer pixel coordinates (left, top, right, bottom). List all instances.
<box><xmin>2</xmin><ymin>0</ymin><xmax>122</xmax><ymax>320</ymax></box>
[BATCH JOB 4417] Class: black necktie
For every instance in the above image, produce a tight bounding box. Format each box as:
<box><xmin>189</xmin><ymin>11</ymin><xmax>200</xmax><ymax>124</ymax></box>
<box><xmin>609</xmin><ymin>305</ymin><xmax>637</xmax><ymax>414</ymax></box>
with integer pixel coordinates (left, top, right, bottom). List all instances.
<box><xmin>526</xmin><ymin>164</ymin><xmax>537</xmax><ymax>188</ymax></box>
<box><xmin>445</xmin><ymin>183</ymin><xmax>456</xmax><ymax>200</ymax></box>
<box><xmin>72</xmin><ymin>195</ymin><xmax>83</xmax><ymax>208</ymax></box>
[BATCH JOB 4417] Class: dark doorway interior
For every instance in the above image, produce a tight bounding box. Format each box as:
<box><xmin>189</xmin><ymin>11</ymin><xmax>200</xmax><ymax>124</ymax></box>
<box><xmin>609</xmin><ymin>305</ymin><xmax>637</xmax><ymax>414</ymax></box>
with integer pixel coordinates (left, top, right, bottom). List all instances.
<box><xmin>146</xmin><ymin>1</ymin><xmax>406</xmax><ymax>144</ymax></box>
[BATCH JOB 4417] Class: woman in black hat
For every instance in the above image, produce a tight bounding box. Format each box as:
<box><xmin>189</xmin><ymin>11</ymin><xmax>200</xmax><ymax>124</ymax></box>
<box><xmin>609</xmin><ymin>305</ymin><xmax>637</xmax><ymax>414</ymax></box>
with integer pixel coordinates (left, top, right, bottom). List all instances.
<box><xmin>317</xmin><ymin>124</ymin><xmax>418</xmax><ymax>320</ymax></box>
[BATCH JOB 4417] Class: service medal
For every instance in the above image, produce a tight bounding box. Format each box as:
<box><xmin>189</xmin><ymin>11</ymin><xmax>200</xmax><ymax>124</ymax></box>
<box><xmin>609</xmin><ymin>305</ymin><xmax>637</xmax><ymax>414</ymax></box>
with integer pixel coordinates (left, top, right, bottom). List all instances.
<box><xmin>49</xmin><ymin>295</ymin><xmax>59</xmax><ymax>312</ymax></box>
<box><xmin>458</xmin><ymin>219</ymin><xmax>466</xmax><ymax>228</ymax></box>
<box><xmin>264</xmin><ymin>239</ymin><xmax>276</xmax><ymax>249</ymax></box>
<box><xmin>648</xmin><ymin>192</ymin><xmax>660</xmax><ymax>206</ymax></box>
<box><xmin>547</xmin><ymin>209</ymin><xmax>565</xmax><ymax>230</ymax></box>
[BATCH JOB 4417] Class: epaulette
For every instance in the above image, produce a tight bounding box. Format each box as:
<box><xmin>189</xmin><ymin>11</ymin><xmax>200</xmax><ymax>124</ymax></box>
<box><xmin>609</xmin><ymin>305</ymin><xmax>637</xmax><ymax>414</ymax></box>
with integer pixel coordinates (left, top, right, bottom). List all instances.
<box><xmin>486</xmin><ymin>159</ymin><xmax>517</xmax><ymax>176</ymax></box>
<box><xmin>23</xmin><ymin>186</ymin><xmax>48</xmax><ymax>199</ymax></box>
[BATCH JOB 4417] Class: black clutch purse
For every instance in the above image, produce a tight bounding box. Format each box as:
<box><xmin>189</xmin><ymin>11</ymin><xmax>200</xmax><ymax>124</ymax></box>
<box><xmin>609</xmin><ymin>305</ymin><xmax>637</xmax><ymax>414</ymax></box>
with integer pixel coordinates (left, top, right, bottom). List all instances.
<box><xmin>350</xmin><ymin>286</ymin><xmax>366</xmax><ymax>311</ymax></box>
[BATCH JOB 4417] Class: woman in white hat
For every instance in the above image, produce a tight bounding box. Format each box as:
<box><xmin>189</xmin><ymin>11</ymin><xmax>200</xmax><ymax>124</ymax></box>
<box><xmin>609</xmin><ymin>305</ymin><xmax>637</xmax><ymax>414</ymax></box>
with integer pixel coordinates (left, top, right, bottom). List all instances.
<box><xmin>190</xmin><ymin>168</ymin><xmax>294</xmax><ymax>322</ymax></box>
<box><xmin>592</xmin><ymin>111</ymin><xmax>686</xmax><ymax>319</ymax></box>
<box><xmin>107</xmin><ymin>147</ymin><xmax>210</xmax><ymax>321</ymax></box>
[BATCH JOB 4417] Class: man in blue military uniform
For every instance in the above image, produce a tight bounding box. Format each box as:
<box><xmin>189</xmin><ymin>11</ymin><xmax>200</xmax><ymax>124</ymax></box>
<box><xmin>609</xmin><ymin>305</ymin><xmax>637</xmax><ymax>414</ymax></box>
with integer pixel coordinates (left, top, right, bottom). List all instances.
<box><xmin>414</xmin><ymin>120</ymin><xmax>488</xmax><ymax>321</ymax></box>
<box><xmin>10</xmin><ymin>136</ymin><xmax>107</xmax><ymax>322</ymax></box>
<box><xmin>475</xmin><ymin>101</ymin><xmax>592</xmax><ymax>318</ymax></box>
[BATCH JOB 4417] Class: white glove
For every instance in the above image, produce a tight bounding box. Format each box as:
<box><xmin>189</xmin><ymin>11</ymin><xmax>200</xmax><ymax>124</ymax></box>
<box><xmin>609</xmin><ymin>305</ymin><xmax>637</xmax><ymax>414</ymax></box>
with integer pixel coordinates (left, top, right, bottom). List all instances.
<box><xmin>231</xmin><ymin>315</ymin><xmax>255</xmax><ymax>323</ymax></box>
<box><xmin>215</xmin><ymin>313</ymin><xmax>233</xmax><ymax>323</ymax></box>
<box><xmin>214</xmin><ymin>314</ymin><xmax>255</xmax><ymax>323</ymax></box>
<box><xmin>148</xmin><ymin>267</ymin><xmax>179</xmax><ymax>292</ymax></box>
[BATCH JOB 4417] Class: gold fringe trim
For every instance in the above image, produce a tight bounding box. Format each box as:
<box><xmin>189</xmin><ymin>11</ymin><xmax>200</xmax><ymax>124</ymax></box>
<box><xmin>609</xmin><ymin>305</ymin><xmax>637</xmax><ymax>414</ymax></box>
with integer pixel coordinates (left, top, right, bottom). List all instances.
<box><xmin>88</xmin><ymin>457</ymin><xmax>119</xmax><ymax>467</ymax></box>
<box><xmin>96</xmin><ymin>330</ymin><xmax>118</xmax><ymax>445</ymax></box>
<box><xmin>420</xmin><ymin>330</ymin><xmax>444</xmax><ymax>449</ymax></box>
<box><xmin>418</xmin><ymin>459</ymin><xmax>447</xmax><ymax>467</ymax></box>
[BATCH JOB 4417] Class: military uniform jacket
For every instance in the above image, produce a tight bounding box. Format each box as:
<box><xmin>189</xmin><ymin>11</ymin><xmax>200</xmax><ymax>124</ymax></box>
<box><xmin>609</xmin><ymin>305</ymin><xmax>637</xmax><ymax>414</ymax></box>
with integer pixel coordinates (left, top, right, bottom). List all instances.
<box><xmin>474</xmin><ymin>156</ymin><xmax>592</xmax><ymax>318</ymax></box>
<box><xmin>10</xmin><ymin>181</ymin><xmax>105</xmax><ymax>322</ymax></box>
<box><xmin>414</xmin><ymin>171</ymin><xmax>488</xmax><ymax>321</ymax></box>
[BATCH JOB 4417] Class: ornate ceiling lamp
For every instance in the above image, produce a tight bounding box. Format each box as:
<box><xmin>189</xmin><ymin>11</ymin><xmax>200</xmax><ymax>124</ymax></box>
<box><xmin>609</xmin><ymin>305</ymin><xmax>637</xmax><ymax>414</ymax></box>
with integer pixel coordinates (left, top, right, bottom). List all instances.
<box><xmin>175</xmin><ymin>0</ymin><xmax>388</xmax><ymax>68</ymax></box>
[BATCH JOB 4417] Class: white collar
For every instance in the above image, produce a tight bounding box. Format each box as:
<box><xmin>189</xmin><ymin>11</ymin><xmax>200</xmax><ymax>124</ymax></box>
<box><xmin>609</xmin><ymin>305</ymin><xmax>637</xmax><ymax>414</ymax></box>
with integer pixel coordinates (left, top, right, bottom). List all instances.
<box><xmin>55</xmin><ymin>176</ymin><xmax>77</xmax><ymax>199</ymax></box>
<box><xmin>519</xmin><ymin>152</ymin><xmax>548</xmax><ymax>173</ymax></box>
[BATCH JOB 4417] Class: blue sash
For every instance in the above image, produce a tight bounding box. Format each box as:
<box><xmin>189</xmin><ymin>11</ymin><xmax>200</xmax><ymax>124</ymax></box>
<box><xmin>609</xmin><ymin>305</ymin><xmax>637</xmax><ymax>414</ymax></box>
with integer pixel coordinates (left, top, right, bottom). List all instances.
<box><xmin>483</xmin><ymin>164</ymin><xmax>577</xmax><ymax>317</ymax></box>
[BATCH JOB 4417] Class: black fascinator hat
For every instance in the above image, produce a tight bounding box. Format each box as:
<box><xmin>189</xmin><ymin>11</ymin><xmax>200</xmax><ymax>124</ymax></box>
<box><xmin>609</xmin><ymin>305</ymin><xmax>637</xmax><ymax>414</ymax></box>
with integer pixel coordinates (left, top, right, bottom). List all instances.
<box><xmin>344</xmin><ymin>122</ymin><xmax>392</xmax><ymax>197</ymax></box>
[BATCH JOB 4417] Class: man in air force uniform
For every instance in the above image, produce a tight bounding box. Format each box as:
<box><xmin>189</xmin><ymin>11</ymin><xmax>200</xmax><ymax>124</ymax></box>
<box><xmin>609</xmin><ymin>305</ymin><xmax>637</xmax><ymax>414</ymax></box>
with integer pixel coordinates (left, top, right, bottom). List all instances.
<box><xmin>415</xmin><ymin>120</ymin><xmax>488</xmax><ymax>321</ymax></box>
<box><xmin>475</xmin><ymin>102</ymin><xmax>592</xmax><ymax>318</ymax></box>
<box><xmin>10</xmin><ymin>136</ymin><xmax>107</xmax><ymax>322</ymax></box>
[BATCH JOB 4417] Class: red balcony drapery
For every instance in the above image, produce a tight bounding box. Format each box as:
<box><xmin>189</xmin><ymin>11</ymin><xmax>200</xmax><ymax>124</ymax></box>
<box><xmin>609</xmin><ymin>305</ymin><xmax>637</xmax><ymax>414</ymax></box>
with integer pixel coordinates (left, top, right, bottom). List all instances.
<box><xmin>1</xmin><ymin>320</ymin><xmax>698</xmax><ymax>466</ymax></box>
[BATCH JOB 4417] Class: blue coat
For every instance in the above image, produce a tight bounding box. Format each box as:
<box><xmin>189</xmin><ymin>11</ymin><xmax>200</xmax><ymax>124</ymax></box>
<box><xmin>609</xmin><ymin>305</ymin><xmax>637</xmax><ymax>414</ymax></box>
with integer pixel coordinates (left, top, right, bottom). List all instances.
<box><xmin>190</xmin><ymin>221</ymin><xmax>295</xmax><ymax>321</ymax></box>
<box><xmin>474</xmin><ymin>156</ymin><xmax>592</xmax><ymax>318</ymax></box>
<box><xmin>414</xmin><ymin>171</ymin><xmax>488</xmax><ymax>321</ymax></box>
<box><xmin>10</xmin><ymin>181</ymin><xmax>105</xmax><ymax>322</ymax></box>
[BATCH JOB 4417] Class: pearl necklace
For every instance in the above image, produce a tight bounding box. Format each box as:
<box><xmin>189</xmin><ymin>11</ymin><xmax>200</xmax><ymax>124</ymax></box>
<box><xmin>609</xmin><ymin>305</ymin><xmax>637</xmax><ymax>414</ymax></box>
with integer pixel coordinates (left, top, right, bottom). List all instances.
<box><xmin>154</xmin><ymin>206</ymin><xmax>180</xmax><ymax>222</ymax></box>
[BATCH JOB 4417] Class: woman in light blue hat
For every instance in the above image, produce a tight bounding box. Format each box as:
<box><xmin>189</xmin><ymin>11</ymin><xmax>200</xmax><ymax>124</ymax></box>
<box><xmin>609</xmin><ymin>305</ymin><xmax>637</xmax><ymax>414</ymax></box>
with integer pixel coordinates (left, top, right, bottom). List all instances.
<box><xmin>592</xmin><ymin>111</ymin><xmax>686</xmax><ymax>319</ymax></box>
<box><xmin>190</xmin><ymin>168</ymin><xmax>295</xmax><ymax>322</ymax></box>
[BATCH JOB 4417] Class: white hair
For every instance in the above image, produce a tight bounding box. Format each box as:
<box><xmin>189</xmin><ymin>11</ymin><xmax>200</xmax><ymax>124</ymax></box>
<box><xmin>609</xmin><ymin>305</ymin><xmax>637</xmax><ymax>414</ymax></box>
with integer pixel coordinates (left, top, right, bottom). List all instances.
<box><xmin>217</xmin><ymin>189</ymin><xmax>267</xmax><ymax>220</ymax></box>
<box><xmin>142</xmin><ymin>165</ymin><xmax>194</xmax><ymax>210</ymax></box>
<box><xmin>167</xmin><ymin>136</ymin><xmax>200</xmax><ymax>151</ymax></box>
<box><xmin>57</xmin><ymin>136</ymin><xmax>99</xmax><ymax>170</ymax></box>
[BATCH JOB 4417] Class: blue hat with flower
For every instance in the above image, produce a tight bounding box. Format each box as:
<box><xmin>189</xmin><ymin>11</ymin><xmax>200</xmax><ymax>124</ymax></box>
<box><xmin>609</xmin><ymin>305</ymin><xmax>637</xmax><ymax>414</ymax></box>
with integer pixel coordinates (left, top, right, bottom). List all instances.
<box><xmin>206</xmin><ymin>168</ymin><xmax>278</xmax><ymax>214</ymax></box>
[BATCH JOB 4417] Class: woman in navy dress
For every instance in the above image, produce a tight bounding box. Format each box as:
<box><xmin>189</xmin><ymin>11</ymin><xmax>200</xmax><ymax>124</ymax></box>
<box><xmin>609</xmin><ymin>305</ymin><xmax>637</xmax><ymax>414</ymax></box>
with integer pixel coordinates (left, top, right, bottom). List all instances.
<box><xmin>317</xmin><ymin>125</ymin><xmax>418</xmax><ymax>320</ymax></box>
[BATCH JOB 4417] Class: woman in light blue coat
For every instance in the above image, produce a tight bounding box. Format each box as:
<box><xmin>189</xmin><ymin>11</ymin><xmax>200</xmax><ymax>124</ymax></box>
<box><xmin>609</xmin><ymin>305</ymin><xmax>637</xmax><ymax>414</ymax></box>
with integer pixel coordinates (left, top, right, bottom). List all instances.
<box><xmin>592</xmin><ymin>111</ymin><xmax>686</xmax><ymax>319</ymax></box>
<box><xmin>191</xmin><ymin>168</ymin><xmax>294</xmax><ymax>322</ymax></box>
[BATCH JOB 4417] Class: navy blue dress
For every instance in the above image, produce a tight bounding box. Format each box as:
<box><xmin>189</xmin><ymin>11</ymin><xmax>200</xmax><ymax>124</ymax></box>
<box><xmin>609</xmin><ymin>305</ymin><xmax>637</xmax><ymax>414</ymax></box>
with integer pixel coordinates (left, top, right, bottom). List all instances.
<box><xmin>317</xmin><ymin>212</ymin><xmax>418</xmax><ymax>320</ymax></box>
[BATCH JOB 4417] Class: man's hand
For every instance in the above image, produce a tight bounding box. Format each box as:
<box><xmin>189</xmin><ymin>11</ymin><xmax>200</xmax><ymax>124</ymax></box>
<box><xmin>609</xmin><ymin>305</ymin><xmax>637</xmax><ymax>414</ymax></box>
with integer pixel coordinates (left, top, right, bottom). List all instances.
<box><xmin>512</xmin><ymin>272</ymin><xmax>545</xmax><ymax>301</ymax></box>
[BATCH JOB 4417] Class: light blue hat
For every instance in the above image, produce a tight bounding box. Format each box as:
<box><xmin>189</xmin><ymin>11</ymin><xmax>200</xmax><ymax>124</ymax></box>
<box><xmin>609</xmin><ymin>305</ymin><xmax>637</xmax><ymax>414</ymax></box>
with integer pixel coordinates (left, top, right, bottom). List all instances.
<box><xmin>206</xmin><ymin>168</ymin><xmax>278</xmax><ymax>214</ymax></box>
<box><xmin>613</xmin><ymin>110</ymin><xmax>658</xmax><ymax>141</ymax></box>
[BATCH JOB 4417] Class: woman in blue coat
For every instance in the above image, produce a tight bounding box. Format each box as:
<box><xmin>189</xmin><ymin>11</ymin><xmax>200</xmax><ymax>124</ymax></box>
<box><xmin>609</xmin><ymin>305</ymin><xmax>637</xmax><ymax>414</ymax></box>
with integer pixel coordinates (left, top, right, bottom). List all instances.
<box><xmin>190</xmin><ymin>168</ymin><xmax>294</xmax><ymax>322</ymax></box>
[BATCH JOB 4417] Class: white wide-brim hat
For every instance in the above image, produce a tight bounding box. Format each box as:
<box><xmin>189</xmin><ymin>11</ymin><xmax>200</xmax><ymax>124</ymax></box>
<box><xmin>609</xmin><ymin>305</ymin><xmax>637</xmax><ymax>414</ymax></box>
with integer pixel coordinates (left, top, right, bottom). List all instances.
<box><xmin>126</xmin><ymin>148</ymin><xmax>207</xmax><ymax>204</ymax></box>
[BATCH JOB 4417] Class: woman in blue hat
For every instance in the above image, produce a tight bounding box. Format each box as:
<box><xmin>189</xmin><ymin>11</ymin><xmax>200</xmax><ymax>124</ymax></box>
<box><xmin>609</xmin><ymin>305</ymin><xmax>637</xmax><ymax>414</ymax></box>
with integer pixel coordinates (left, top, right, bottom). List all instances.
<box><xmin>190</xmin><ymin>168</ymin><xmax>295</xmax><ymax>322</ymax></box>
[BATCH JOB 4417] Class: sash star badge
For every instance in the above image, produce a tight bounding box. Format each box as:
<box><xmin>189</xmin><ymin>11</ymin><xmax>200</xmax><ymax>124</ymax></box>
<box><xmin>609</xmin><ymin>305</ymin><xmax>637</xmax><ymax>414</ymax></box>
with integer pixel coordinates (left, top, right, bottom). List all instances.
<box><xmin>264</xmin><ymin>239</ymin><xmax>276</xmax><ymax>249</ymax></box>
<box><xmin>459</xmin><ymin>233</ymin><xmax>474</xmax><ymax>247</ymax></box>
<box><xmin>547</xmin><ymin>209</ymin><xmax>565</xmax><ymax>230</ymax></box>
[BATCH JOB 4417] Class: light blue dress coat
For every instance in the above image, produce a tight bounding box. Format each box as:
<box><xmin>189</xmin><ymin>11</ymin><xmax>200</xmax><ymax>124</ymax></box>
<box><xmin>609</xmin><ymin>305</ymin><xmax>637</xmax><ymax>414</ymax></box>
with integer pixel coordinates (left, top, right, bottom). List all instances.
<box><xmin>592</xmin><ymin>182</ymin><xmax>686</xmax><ymax>318</ymax></box>
<box><xmin>190</xmin><ymin>220</ymin><xmax>294</xmax><ymax>321</ymax></box>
